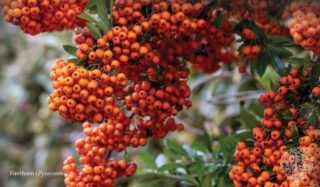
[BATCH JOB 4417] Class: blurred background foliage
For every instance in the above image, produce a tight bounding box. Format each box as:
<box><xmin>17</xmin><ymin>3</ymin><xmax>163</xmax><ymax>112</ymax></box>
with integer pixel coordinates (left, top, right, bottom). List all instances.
<box><xmin>0</xmin><ymin>12</ymin><xmax>288</xmax><ymax>187</ymax></box>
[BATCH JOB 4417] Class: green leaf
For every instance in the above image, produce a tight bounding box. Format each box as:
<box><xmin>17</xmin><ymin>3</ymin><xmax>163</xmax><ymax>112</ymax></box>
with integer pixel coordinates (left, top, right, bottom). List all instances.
<box><xmin>138</xmin><ymin>151</ymin><xmax>157</xmax><ymax>170</ymax></box>
<box><xmin>135</xmin><ymin>169</ymin><xmax>170</xmax><ymax>178</ymax></box>
<box><xmin>287</xmin><ymin>57</ymin><xmax>305</xmax><ymax>64</ymax></box>
<box><xmin>166</xmin><ymin>139</ymin><xmax>189</xmax><ymax>158</ymax></box>
<box><xmin>310</xmin><ymin>64</ymin><xmax>320</xmax><ymax>87</ymax></box>
<box><xmin>158</xmin><ymin>163</ymin><xmax>185</xmax><ymax>172</ymax></box>
<box><xmin>218</xmin><ymin>134</ymin><xmax>239</xmax><ymax>162</ymax></box>
<box><xmin>96</xmin><ymin>0</ymin><xmax>109</xmax><ymax>29</ymax></box>
<box><xmin>250</xmin><ymin>22</ymin><xmax>267</xmax><ymax>41</ymax></box>
<box><xmin>75</xmin><ymin>25</ymin><xmax>85</xmax><ymax>34</ymax></box>
<box><xmin>203</xmin><ymin>132</ymin><xmax>213</xmax><ymax>153</ymax></box>
<box><xmin>98</xmin><ymin>20</ymin><xmax>109</xmax><ymax>33</ymax></box>
<box><xmin>269</xmin><ymin>46</ymin><xmax>293</xmax><ymax>57</ymax></box>
<box><xmin>163</xmin><ymin>147</ymin><xmax>181</xmax><ymax>160</ymax></box>
<box><xmin>268</xmin><ymin>35</ymin><xmax>291</xmax><ymax>42</ymax></box>
<box><xmin>86</xmin><ymin>22</ymin><xmax>102</xmax><ymax>39</ymax></box>
<box><xmin>269</xmin><ymin>35</ymin><xmax>299</xmax><ymax>47</ymax></box>
<box><xmin>203</xmin><ymin>174</ymin><xmax>212</xmax><ymax>187</ymax></box>
<box><xmin>249</xmin><ymin>102</ymin><xmax>264</xmax><ymax>118</ymax></box>
<box><xmin>271</xmin><ymin>55</ymin><xmax>285</xmax><ymax>76</ymax></box>
<box><xmin>289</xmin><ymin>123</ymin><xmax>299</xmax><ymax>146</ymax></box>
<box><xmin>138</xmin><ymin>179</ymin><xmax>161</xmax><ymax>187</ymax></box>
<box><xmin>256</xmin><ymin>50</ymin><xmax>268</xmax><ymax>77</ymax></box>
<box><xmin>78</xmin><ymin>13</ymin><xmax>99</xmax><ymax>25</ymax></box>
<box><xmin>67</xmin><ymin>58</ymin><xmax>79</xmax><ymax>63</ymax></box>
<box><xmin>166</xmin><ymin>180</ymin><xmax>178</xmax><ymax>187</ymax></box>
<box><xmin>240</xmin><ymin>110</ymin><xmax>259</xmax><ymax>130</ymax></box>
<box><xmin>182</xmin><ymin>174</ymin><xmax>200</xmax><ymax>186</ymax></box>
<box><xmin>110</xmin><ymin>0</ymin><xmax>114</xmax><ymax>25</ymax></box>
<box><xmin>192</xmin><ymin>141</ymin><xmax>208</xmax><ymax>154</ymax></box>
<box><xmin>86</xmin><ymin>0</ymin><xmax>96</xmax><ymax>9</ymax></box>
<box><xmin>63</xmin><ymin>45</ymin><xmax>78</xmax><ymax>56</ymax></box>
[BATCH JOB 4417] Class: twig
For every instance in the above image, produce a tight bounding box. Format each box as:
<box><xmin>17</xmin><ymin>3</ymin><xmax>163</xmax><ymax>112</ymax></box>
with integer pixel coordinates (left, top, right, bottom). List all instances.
<box><xmin>207</xmin><ymin>91</ymin><xmax>265</xmax><ymax>105</ymax></box>
<box><xmin>190</xmin><ymin>70</ymin><xmax>234</xmax><ymax>91</ymax></box>
<box><xmin>173</xmin><ymin>117</ymin><xmax>205</xmax><ymax>135</ymax></box>
<box><xmin>105</xmin><ymin>150</ymin><xmax>112</xmax><ymax>161</ymax></box>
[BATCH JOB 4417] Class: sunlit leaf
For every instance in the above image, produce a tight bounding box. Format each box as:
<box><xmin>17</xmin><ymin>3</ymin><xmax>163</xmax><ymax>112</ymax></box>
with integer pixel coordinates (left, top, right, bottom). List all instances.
<box><xmin>138</xmin><ymin>151</ymin><xmax>157</xmax><ymax>170</ymax></box>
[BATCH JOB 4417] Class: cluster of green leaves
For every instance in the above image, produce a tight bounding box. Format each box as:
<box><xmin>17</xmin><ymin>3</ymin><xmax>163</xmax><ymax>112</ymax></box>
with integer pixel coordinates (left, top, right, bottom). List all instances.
<box><xmin>136</xmin><ymin>134</ymin><xmax>241</xmax><ymax>187</ymax></box>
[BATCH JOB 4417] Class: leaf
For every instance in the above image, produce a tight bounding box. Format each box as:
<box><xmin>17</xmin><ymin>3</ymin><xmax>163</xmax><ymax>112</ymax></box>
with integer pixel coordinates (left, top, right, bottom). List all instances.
<box><xmin>236</xmin><ymin>129</ymin><xmax>253</xmax><ymax>140</ymax></box>
<box><xmin>86</xmin><ymin>22</ymin><xmax>102</xmax><ymax>39</ymax></box>
<box><xmin>78</xmin><ymin>13</ymin><xmax>99</xmax><ymax>25</ymax></box>
<box><xmin>98</xmin><ymin>20</ymin><xmax>109</xmax><ymax>33</ymax></box>
<box><xmin>67</xmin><ymin>58</ymin><xmax>79</xmax><ymax>63</ymax></box>
<box><xmin>166</xmin><ymin>180</ymin><xmax>178</xmax><ymax>187</ymax></box>
<box><xmin>250</xmin><ymin>22</ymin><xmax>267</xmax><ymax>41</ymax></box>
<box><xmin>163</xmin><ymin>148</ymin><xmax>181</xmax><ymax>160</ymax></box>
<box><xmin>269</xmin><ymin>35</ymin><xmax>299</xmax><ymax>47</ymax></box>
<box><xmin>269</xmin><ymin>46</ymin><xmax>293</xmax><ymax>57</ymax></box>
<box><xmin>256</xmin><ymin>50</ymin><xmax>268</xmax><ymax>77</ymax></box>
<box><xmin>271</xmin><ymin>55</ymin><xmax>285</xmax><ymax>76</ymax></box>
<box><xmin>110</xmin><ymin>0</ymin><xmax>114</xmax><ymax>25</ymax></box>
<box><xmin>218</xmin><ymin>134</ymin><xmax>239</xmax><ymax>162</ymax></box>
<box><xmin>135</xmin><ymin>169</ymin><xmax>170</xmax><ymax>178</ymax></box>
<box><xmin>268</xmin><ymin>35</ymin><xmax>291</xmax><ymax>42</ymax></box>
<box><xmin>166</xmin><ymin>139</ymin><xmax>189</xmax><ymax>158</ymax></box>
<box><xmin>192</xmin><ymin>141</ymin><xmax>208</xmax><ymax>154</ymax></box>
<box><xmin>248</xmin><ymin>102</ymin><xmax>264</xmax><ymax>118</ymax></box>
<box><xmin>96</xmin><ymin>0</ymin><xmax>109</xmax><ymax>30</ymax></box>
<box><xmin>75</xmin><ymin>25</ymin><xmax>85</xmax><ymax>34</ymax></box>
<box><xmin>138</xmin><ymin>151</ymin><xmax>157</xmax><ymax>170</ymax></box>
<box><xmin>182</xmin><ymin>174</ymin><xmax>200</xmax><ymax>186</ymax></box>
<box><xmin>310</xmin><ymin>64</ymin><xmax>320</xmax><ymax>87</ymax></box>
<box><xmin>63</xmin><ymin>45</ymin><xmax>77</xmax><ymax>56</ymax></box>
<box><xmin>203</xmin><ymin>174</ymin><xmax>212</xmax><ymax>187</ymax></box>
<box><xmin>287</xmin><ymin>57</ymin><xmax>305</xmax><ymax>64</ymax></box>
<box><xmin>138</xmin><ymin>179</ymin><xmax>161</xmax><ymax>187</ymax></box>
<box><xmin>86</xmin><ymin>0</ymin><xmax>96</xmax><ymax>9</ymax></box>
<box><xmin>289</xmin><ymin>123</ymin><xmax>299</xmax><ymax>146</ymax></box>
<box><xmin>240</xmin><ymin>110</ymin><xmax>259</xmax><ymax>130</ymax></box>
<box><xmin>157</xmin><ymin>163</ymin><xmax>185</xmax><ymax>172</ymax></box>
<box><xmin>203</xmin><ymin>132</ymin><xmax>213</xmax><ymax>153</ymax></box>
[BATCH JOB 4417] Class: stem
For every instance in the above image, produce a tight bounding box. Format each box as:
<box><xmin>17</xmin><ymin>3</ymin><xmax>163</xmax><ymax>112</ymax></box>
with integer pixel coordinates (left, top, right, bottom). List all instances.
<box><xmin>207</xmin><ymin>91</ymin><xmax>265</xmax><ymax>105</ymax></box>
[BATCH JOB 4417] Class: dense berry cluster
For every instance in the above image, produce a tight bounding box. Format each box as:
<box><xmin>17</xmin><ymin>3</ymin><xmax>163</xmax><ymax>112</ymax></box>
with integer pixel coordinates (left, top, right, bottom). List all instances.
<box><xmin>231</xmin><ymin>0</ymin><xmax>290</xmax><ymax>37</ymax></box>
<box><xmin>63</xmin><ymin>122</ymin><xmax>138</xmax><ymax>187</ymax></box>
<box><xmin>0</xmin><ymin>0</ymin><xmax>88</xmax><ymax>35</ymax></box>
<box><xmin>230</xmin><ymin>68</ymin><xmax>320</xmax><ymax>187</ymax></box>
<box><xmin>289</xmin><ymin>0</ymin><xmax>320</xmax><ymax>54</ymax></box>
<box><xmin>112</xmin><ymin>0</ymin><xmax>239</xmax><ymax>74</ymax></box>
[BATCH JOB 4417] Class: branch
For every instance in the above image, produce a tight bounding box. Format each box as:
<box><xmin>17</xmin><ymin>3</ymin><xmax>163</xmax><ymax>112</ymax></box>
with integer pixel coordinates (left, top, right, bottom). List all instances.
<box><xmin>207</xmin><ymin>91</ymin><xmax>265</xmax><ymax>105</ymax></box>
<box><xmin>173</xmin><ymin>117</ymin><xmax>205</xmax><ymax>135</ymax></box>
<box><xmin>190</xmin><ymin>70</ymin><xmax>234</xmax><ymax>91</ymax></box>
<box><xmin>105</xmin><ymin>150</ymin><xmax>112</xmax><ymax>161</ymax></box>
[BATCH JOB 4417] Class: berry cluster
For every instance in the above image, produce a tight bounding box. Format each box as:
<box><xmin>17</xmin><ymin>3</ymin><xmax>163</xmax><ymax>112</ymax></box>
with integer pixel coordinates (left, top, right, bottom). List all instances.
<box><xmin>231</xmin><ymin>0</ymin><xmax>290</xmax><ymax>37</ymax></box>
<box><xmin>63</xmin><ymin>122</ymin><xmax>138</xmax><ymax>187</ymax></box>
<box><xmin>289</xmin><ymin>0</ymin><xmax>320</xmax><ymax>55</ymax></box>
<box><xmin>0</xmin><ymin>0</ymin><xmax>88</xmax><ymax>35</ymax></box>
<box><xmin>112</xmin><ymin>0</ymin><xmax>239</xmax><ymax>74</ymax></box>
<box><xmin>230</xmin><ymin>68</ymin><xmax>320</xmax><ymax>187</ymax></box>
<box><xmin>48</xmin><ymin>59</ymin><xmax>127</xmax><ymax>123</ymax></box>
